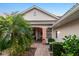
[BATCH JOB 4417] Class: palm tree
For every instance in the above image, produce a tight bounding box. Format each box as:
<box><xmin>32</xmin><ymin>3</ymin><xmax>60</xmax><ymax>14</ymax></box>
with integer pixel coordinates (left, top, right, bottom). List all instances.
<box><xmin>0</xmin><ymin>14</ymin><xmax>33</xmax><ymax>55</ymax></box>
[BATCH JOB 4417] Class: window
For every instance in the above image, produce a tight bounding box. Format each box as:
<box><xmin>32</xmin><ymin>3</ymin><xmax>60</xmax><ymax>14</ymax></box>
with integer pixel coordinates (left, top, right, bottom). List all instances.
<box><xmin>56</xmin><ymin>31</ymin><xmax>60</xmax><ymax>38</ymax></box>
<box><xmin>33</xmin><ymin>11</ymin><xmax>37</xmax><ymax>16</ymax></box>
<box><xmin>56</xmin><ymin>31</ymin><xmax>58</xmax><ymax>38</ymax></box>
<box><xmin>47</xmin><ymin>28</ymin><xmax>52</xmax><ymax>38</ymax></box>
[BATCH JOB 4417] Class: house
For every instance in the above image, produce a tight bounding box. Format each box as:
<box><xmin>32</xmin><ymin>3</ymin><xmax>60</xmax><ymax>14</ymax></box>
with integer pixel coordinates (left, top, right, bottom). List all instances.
<box><xmin>21</xmin><ymin>5</ymin><xmax>59</xmax><ymax>43</ymax></box>
<box><xmin>20</xmin><ymin>3</ymin><xmax>79</xmax><ymax>43</ymax></box>
<box><xmin>52</xmin><ymin>3</ymin><xmax>79</xmax><ymax>42</ymax></box>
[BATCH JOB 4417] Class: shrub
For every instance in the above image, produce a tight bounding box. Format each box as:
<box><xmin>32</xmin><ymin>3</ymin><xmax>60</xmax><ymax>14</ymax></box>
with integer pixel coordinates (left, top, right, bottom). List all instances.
<box><xmin>52</xmin><ymin>42</ymin><xmax>64</xmax><ymax>56</ymax></box>
<box><xmin>51</xmin><ymin>35</ymin><xmax>79</xmax><ymax>56</ymax></box>
<box><xmin>48</xmin><ymin>38</ymin><xmax>55</xmax><ymax>43</ymax></box>
<box><xmin>0</xmin><ymin>14</ymin><xmax>33</xmax><ymax>55</ymax></box>
<box><xmin>62</xmin><ymin>35</ymin><xmax>79</xmax><ymax>56</ymax></box>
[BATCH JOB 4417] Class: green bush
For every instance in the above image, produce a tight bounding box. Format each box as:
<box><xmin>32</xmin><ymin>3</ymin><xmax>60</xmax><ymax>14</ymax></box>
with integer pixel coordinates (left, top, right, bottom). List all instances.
<box><xmin>52</xmin><ymin>42</ymin><xmax>64</xmax><ymax>56</ymax></box>
<box><xmin>62</xmin><ymin>35</ymin><xmax>79</xmax><ymax>56</ymax></box>
<box><xmin>51</xmin><ymin>35</ymin><xmax>79</xmax><ymax>56</ymax></box>
<box><xmin>0</xmin><ymin>14</ymin><xmax>33</xmax><ymax>55</ymax></box>
<box><xmin>48</xmin><ymin>38</ymin><xmax>55</xmax><ymax>43</ymax></box>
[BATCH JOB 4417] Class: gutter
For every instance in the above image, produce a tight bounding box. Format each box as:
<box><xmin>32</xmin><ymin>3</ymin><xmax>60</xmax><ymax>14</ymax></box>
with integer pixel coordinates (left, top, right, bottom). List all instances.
<box><xmin>52</xmin><ymin>3</ymin><xmax>79</xmax><ymax>29</ymax></box>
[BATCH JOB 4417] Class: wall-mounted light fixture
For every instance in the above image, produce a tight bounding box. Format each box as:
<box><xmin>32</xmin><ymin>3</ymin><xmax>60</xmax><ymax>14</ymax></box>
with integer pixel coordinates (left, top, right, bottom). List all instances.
<box><xmin>57</xmin><ymin>31</ymin><xmax>60</xmax><ymax>34</ymax></box>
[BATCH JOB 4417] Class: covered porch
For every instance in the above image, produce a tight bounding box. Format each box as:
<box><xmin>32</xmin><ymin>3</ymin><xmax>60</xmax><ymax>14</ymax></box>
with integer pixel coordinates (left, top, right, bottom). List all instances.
<box><xmin>32</xmin><ymin>27</ymin><xmax>52</xmax><ymax>44</ymax></box>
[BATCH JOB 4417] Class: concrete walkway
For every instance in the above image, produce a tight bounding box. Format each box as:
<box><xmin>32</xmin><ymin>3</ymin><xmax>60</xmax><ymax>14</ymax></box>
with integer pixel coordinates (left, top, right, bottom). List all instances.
<box><xmin>31</xmin><ymin>43</ymin><xmax>50</xmax><ymax>56</ymax></box>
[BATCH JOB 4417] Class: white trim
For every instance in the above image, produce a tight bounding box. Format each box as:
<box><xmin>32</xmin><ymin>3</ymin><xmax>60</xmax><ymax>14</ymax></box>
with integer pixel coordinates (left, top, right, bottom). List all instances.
<box><xmin>53</xmin><ymin>3</ymin><xmax>79</xmax><ymax>28</ymax></box>
<box><xmin>20</xmin><ymin>5</ymin><xmax>59</xmax><ymax>20</ymax></box>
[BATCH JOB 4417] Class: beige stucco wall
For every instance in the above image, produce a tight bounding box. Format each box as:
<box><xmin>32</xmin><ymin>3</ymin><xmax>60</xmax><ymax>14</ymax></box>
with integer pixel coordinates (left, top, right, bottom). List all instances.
<box><xmin>53</xmin><ymin>18</ymin><xmax>79</xmax><ymax>42</ymax></box>
<box><xmin>23</xmin><ymin>9</ymin><xmax>57</xmax><ymax>21</ymax></box>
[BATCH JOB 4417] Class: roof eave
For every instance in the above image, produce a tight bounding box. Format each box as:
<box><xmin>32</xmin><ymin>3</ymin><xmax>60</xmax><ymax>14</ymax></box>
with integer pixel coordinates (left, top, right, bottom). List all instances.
<box><xmin>52</xmin><ymin>3</ymin><xmax>79</xmax><ymax>29</ymax></box>
<box><xmin>19</xmin><ymin>5</ymin><xmax>60</xmax><ymax>20</ymax></box>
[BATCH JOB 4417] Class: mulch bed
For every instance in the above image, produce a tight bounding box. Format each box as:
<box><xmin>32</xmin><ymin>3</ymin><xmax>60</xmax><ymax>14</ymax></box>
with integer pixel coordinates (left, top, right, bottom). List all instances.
<box><xmin>20</xmin><ymin>48</ymin><xmax>37</xmax><ymax>56</ymax></box>
<box><xmin>0</xmin><ymin>43</ymin><xmax>37</xmax><ymax>56</ymax></box>
<box><xmin>0</xmin><ymin>48</ymin><xmax>37</xmax><ymax>56</ymax></box>
<box><xmin>25</xmin><ymin>48</ymin><xmax>36</xmax><ymax>56</ymax></box>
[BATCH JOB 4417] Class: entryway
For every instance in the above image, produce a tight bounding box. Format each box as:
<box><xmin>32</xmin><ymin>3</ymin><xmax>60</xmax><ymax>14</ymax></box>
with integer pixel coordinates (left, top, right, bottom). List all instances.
<box><xmin>31</xmin><ymin>43</ymin><xmax>50</xmax><ymax>56</ymax></box>
<box><xmin>33</xmin><ymin>27</ymin><xmax>42</xmax><ymax>43</ymax></box>
<box><xmin>32</xmin><ymin>27</ymin><xmax>48</xmax><ymax>44</ymax></box>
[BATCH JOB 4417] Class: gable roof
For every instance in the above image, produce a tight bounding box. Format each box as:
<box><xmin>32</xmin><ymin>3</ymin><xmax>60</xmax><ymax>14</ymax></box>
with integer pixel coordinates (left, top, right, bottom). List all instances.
<box><xmin>53</xmin><ymin>3</ymin><xmax>79</xmax><ymax>29</ymax></box>
<box><xmin>20</xmin><ymin>5</ymin><xmax>60</xmax><ymax>20</ymax></box>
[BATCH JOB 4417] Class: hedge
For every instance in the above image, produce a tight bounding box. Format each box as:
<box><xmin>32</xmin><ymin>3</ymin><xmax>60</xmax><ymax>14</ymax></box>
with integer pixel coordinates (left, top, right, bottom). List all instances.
<box><xmin>52</xmin><ymin>42</ymin><xmax>64</xmax><ymax>56</ymax></box>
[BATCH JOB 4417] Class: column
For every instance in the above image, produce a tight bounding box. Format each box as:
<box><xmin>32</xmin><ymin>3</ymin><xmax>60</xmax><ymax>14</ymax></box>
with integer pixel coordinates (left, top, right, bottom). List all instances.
<box><xmin>35</xmin><ymin>28</ymin><xmax>38</xmax><ymax>41</ymax></box>
<box><xmin>42</xmin><ymin>27</ymin><xmax>47</xmax><ymax>44</ymax></box>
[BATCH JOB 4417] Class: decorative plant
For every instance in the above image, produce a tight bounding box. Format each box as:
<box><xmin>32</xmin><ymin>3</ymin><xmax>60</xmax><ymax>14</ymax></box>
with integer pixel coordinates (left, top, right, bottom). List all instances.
<box><xmin>52</xmin><ymin>42</ymin><xmax>64</xmax><ymax>56</ymax></box>
<box><xmin>62</xmin><ymin>35</ymin><xmax>79</xmax><ymax>56</ymax></box>
<box><xmin>51</xmin><ymin>35</ymin><xmax>79</xmax><ymax>56</ymax></box>
<box><xmin>0</xmin><ymin>14</ymin><xmax>33</xmax><ymax>55</ymax></box>
<box><xmin>48</xmin><ymin>38</ymin><xmax>55</xmax><ymax>44</ymax></box>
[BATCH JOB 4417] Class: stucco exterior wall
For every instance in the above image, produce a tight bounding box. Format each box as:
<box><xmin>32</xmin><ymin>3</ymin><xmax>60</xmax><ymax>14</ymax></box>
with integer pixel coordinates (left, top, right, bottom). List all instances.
<box><xmin>53</xmin><ymin>18</ymin><xmax>79</xmax><ymax>42</ymax></box>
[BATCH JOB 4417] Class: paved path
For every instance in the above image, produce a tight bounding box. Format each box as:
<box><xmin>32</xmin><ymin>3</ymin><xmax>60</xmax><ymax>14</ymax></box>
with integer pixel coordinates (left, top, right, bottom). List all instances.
<box><xmin>31</xmin><ymin>43</ymin><xmax>50</xmax><ymax>56</ymax></box>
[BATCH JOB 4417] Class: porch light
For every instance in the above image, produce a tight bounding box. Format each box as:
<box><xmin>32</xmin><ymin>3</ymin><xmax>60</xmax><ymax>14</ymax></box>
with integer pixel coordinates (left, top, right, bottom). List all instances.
<box><xmin>57</xmin><ymin>31</ymin><xmax>60</xmax><ymax>34</ymax></box>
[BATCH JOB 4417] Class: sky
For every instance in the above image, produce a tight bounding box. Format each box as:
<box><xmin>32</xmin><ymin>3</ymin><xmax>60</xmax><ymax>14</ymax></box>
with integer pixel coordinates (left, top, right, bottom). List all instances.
<box><xmin>0</xmin><ymin>3</ymin><xmax>75</xmax><ymax>16</ymax></box>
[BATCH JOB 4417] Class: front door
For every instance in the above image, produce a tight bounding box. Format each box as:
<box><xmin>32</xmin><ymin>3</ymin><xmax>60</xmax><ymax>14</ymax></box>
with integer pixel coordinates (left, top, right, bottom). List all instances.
<box><xmin>36</xmin><ymin>30</ymin><xmax>42</xmax><ymax>42</ymax></box>
<box><xmin>33</xmin><ymin>28</ymin><xmax>42</xmax><ymax>42</ymax></box>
